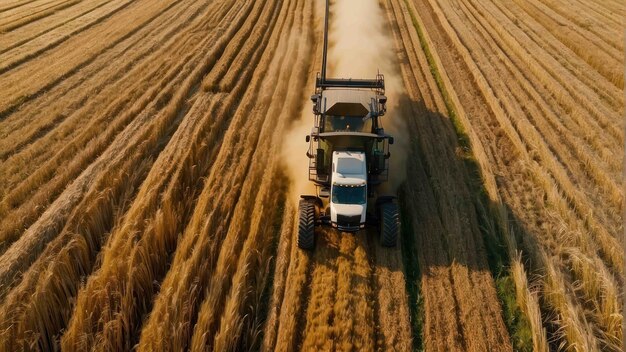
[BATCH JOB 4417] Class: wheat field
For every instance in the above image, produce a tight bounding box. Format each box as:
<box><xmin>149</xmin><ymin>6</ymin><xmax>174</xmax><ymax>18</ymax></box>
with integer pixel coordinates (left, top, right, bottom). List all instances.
<box><xmin>0</xmin><ymin>0</ymin><xmax>622</xmax><ymax>351</ymax></box>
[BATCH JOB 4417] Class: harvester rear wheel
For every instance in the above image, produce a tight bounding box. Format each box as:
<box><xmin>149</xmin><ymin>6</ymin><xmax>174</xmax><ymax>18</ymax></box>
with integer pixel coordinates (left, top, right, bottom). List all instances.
<box><xmin>379</xmin><ymin>202</ymin><xmax>399</xmax><ymax>247</ymax></box>
<box><xmin>298</xmin><ymin>200</ymin><xmax>315</xmax><ymax>250</ymax></box>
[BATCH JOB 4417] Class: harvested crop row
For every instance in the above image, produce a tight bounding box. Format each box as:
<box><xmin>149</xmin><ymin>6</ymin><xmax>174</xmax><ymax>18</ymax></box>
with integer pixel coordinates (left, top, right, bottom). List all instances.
<box><xmin>135</xmin><ymin>0</ymin><xmax>309</xmax><ymax>350</ymax></box>
<box><xmin>511</xmin><ymin>0</ymin><xmax>623</xmax><ymax>89</ymax></box>
<box><xmin>383</xmin><ymin>0</ymin><xmax>514</xmax><ymax>350</ymax></box>
<box><xmin>0</xmin><ymin>0</ymin><xmax>255</xmax><ymax>349</ymax></box>
<box><xmin>410</xmin><ymin>0</ymin><xmax>622</xmax><ymax>349</ymax></box>
<box><xmin>537</xmin><ymin>0</ymin><xmax>622</xmax><ymax>52</ymax></box>
<box><xmin>0</xmin><ymin>0</ymin><xmax>182</xmax><ymax>107</ymax></box>
<box><xmin>0</xmin><ymin>0</ymin><xmax>82</xmax><ymax>33</ymax></box>
<box><xmin>0</xmin><ymin>0</ymin><xmax>74</xmax><ymax>24</ymax></box>
<box><xmin>453</xmin><ymin>0</ymin><xmax>622</xmax><ymax>242</ymax></box>
<box><xmin>0</xmin><ymin>0</ymin><xmax>134</xmax><ymax>67</ymax></box>
<box><xmin>60</xmin><ymin>0</ymin><xmax>324</xmax><ymax>350</ymax></box>
<box><xmin>0</xmin><ymin>0</ymin><xmax>41</xmax><ymax>14</ymax></box>
<box><xmin>0</xmin><ymin>0</ymin><xmax>217</xmax><ymax>255</ymax></box>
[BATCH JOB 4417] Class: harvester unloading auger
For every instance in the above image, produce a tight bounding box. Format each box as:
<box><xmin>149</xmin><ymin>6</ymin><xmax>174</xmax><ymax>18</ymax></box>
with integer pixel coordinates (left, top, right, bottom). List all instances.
<box><xmin>298</xmin><ymin>0</ymin><xmax>399</xmax><ymax>250</ymax></box>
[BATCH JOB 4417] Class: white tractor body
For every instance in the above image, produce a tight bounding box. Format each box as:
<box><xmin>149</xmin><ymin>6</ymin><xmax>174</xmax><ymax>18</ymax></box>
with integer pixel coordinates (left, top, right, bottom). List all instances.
<box><xmin>329</xmin><ymin>151</ymin><xmax>367</xmax><ymax>231</ymax></box>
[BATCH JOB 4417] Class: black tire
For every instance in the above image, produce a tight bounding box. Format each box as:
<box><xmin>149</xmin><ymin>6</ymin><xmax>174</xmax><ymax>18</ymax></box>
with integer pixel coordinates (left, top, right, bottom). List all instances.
<box><xmin>379</xmin><ymin>202</ymin><xmax>399</xmax><ymax>247</ymax></box>
<box><xmin>298</xmin><ymin>200</ymin><xmax>315</xmax><ymax>250</ymax></box>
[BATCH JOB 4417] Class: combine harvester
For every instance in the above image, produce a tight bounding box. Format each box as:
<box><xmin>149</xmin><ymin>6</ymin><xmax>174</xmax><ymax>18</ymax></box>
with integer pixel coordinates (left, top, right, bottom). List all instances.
<box><xmin>298</xmin><ymin>0</ymin><xmax>399</xmax><ymax>250</ymax></box>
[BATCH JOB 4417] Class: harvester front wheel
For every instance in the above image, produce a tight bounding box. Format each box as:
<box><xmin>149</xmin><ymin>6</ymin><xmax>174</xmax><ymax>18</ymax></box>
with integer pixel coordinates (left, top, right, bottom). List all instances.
<box><xmin>379</xmin><ymin>202</ymin><xmax>399</xmax><ymax>247</ymax></box>
<box><xmin>298</xmin><ymin>199</ymin><xmax>316</xmax><ymax>250</ymax></box>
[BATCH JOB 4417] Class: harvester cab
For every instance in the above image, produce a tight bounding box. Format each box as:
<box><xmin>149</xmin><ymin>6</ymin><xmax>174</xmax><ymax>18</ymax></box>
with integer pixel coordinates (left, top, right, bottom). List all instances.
<box><xmin>298</xmin><ymin>0</ymin><xmax>400</xmax><ymax>250</ymax></box>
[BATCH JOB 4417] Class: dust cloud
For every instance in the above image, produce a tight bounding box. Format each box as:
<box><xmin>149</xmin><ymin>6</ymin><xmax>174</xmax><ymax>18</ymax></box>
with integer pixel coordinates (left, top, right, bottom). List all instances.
<box><xmin>283</xmin><ymin>0</ymin><xmax>408</xmax><ymax>202</ymax></box>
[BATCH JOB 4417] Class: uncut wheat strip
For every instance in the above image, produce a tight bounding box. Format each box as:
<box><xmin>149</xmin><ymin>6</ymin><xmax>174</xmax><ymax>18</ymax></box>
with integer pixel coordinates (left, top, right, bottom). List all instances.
<box><xmin>539</xmin><ymin>206</ymin><xmax>622</xmax><ymax>348</ymax></box>
<box><xmin>114</xmin><ymin>5</ymin><xmax>278</xmax><ymax>334</ymax></box>
<box><xmin>0</xmin><ymin>1</ymin><xmax>213</xmax><ymax>253</ymax></box>
<box><xmin>262</xmin><ymin>6</ymin><xmax>321</xmax><ymax>349</ymax></box>
<box><xmin>0</xmin><ymin>58</ymin><xmax>206</xmax><ymax>299</ymax></box>
<box><xmin>65</xmin><ymin>2</ymin><xmax>292</xmax><ymax>350</ymax></box>
<box><xmin>209</xmin><ymin>193</ymin><xmax>284</xmax><ymax>352</ymax></box>
<box><xmin>485</xmin><ymin>0</ymin><xmax>623</xmax><ymax>129</ymax></box>
<box><xmin>0</xmin><ymin>0</ymin><xmax>236</xmax><ymax>288</ymax></box>
<box><xmin>511</xmin><ymin>257</ymin><xmax>549</xmax><ymax>352</ymax></box>
<box><xmin>210</xmin><ymin>175</ymin><xmax>291</xmax><ymax>352</ymax></box>
<box><xmin>0</xmin><ymin>0</ymin><xmax>133</xmax><ymax>68</ymax></box>
<box><xmin>300</xmin><ymin>229</ymin><xmax>340</xmax><ymax>351</ymax></box>
<box><xmin>197</xmin><ymin>149</ymin><xmax>290</xmax><ymax>352</ymax></box>
<box><xmin>260</xmin><ymin>201</ymin><xmax>295</xmax><ymax>351</ymax></box>
<box><xmin>0</xmin><ymin>0</ymin><xmax>204</xmax><ymax>166</ymax></box>
<box><xmin>188</xmin><ymin>3</ymin><xmax>311</xmax><ymax>348</ymax></box>
<box><xmin>430</xmin><ymin>0</ymin><xmax>623</xmax><ymax>271</ymax></box>
<box><xmin>198</xmin><ymin>5</ymin><xmax>314</xmax><ymax>350</ymax></box>
<box><xmin>563</xmin><ymin>248</ymin><xmax>622</xmax><ymax>348</ymax></box>
<box><xmin>0</xmin><ymin>156</ymin><xmax>154</xmax><ymax>351</ymax></box>
<box><xmin>457</xmin><ymin>0</ymin><xmax>622</xmax><ymax>227</ymax></box>
<box><xmin>61</xmin><ymin>89</ymin><xmax>227</xmax><ymax>350</ymax></box>
<box><xmin>541</xmin><ymin>251</ymin><xmax>601</xmax><ymax>351</ymax></box>
<box><xmin>511</xmin><ymin>0</ymin><xmax>623</xmax><ymax>89</ymax></box>
<box><xmin>59</xmin><ymin>4</ymin><xmax>263</xmax><ymax>350</ymax></box>
<box><xmin>539</xmin><ymin>0</ymin><xmax>622</xmax><ymax>51</ymax></box>
<box><xmin>271</xmin><ymin>225</ymin><xmax>313</xmax><ymax>352</ymax></box>
<box><xmin>130</xmin><ymin>2</ymin><xmax>288</xmax><ymax>345</ymax></box>
<box><xmin>0</xmin><ymin>0</ymin><xmax>177</xmax><ymax>109</ymax></box>
<box><xmin>0</xmin><ymin>0</ymin><xmax>110</xmax><ymax>53</ymax></box>
<box><xmin>200</xmin><ymin>0</ymin><xmax>274</xmax><ymax>92</ymax></box>
<box><xmin>474</xmin><ymin>0</ymin><xmax>623</xmax><ymax>163</ymax></box>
